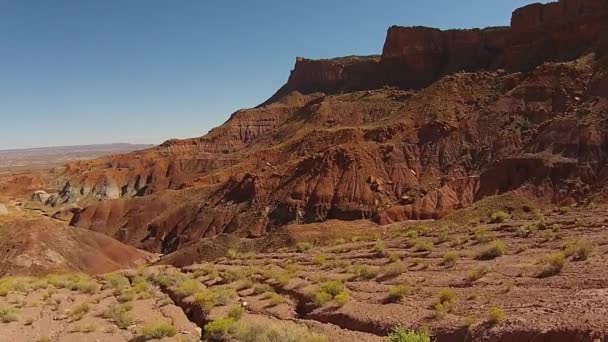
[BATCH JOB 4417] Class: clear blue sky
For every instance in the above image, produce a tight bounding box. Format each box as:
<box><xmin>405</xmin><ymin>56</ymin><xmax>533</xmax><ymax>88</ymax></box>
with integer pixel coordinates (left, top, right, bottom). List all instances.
<box><xmin>0</xmin><ymin>0</ymin><xmax>546</xmax><ymax>150</ymax></box>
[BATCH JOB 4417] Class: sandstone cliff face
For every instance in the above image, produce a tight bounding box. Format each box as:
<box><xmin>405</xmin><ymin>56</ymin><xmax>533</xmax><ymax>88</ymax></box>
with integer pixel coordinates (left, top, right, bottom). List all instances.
<box><xmin>270</xmin><ymin>0</ymin><xmax>607</xmax><ymax>97</ymax></box>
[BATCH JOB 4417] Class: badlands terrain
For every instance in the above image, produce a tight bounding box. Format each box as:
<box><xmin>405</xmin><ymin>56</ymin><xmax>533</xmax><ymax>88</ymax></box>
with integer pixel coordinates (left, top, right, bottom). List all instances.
<box><xmin>1</xmin><ymin>0</ymin><xmax>608</xmax><ymax>341</ymax></box>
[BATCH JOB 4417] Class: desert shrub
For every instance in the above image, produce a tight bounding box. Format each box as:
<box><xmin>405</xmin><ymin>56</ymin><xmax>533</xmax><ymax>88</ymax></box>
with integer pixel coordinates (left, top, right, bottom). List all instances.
<box><xmin>438</xmin><ymin>288</ymin><xmax>456</xmax><ymax>305</ymax></box>
<box><xmin>314</xmin><ymin>291</ymin><xmax>333</xmax><ymax>306</ymax></box>
<box><xmin>414</xmin><ymin>239</ymin><xmax>434</xmax><ymax>252</ymax></box>
<box><xmin>387</xmin><ymin>285</ymin><xmax>412</xmax><ymax>301</ymax></box>
<box><xmin>267</xmin><ymin>293</ymin><xmax>289</xmax><ymax>307</ymax></box>
<box><xmin>296</xmin><ymin>242</ymin><xmax>313</xmax><ymax>253</ymax></box>
<box><xmin>490</xmin><ymin>210</ymin><xmax>510</xmax><ymax>223</ymax></box>
<box><xmin>194</xmin><ymin>290</ymin><xmax>219</xmax><ymax>312</ymax></box>
<box><xmin>487</xmin><ymin>306</ymin><xmax>506</xmax><ymax>324</ymax></box>
<box><xmin>0</xmin><ymin>277</ymin><xmax>25</xmax><ymax>296</ymax></box>
<box><xmin>204</xmin><ymin>317</ymin><xmax>235</xmax><ymax>340</ymax></box>
<box><xmin>117</xmin><ymin>289</ymin><xmax>136</xmax><ymax>303</ymax></box>
<box><xmin>223</xmin><ymin>268</ymin><xmax>246</xmax><ymax>283</ymax></box>
<box><xmin>313</xmin><ymin>253</ymin><xmax>327</xmax><ymax>266</ymax></box>
<box><xmin>387</xmin><ymin>326</ymin><xmax>430</xmax><ymax>342</ymax></box>
<box><xmin>436</xmin><ymin>228</ymin><xmax>450</xmax><ymax>244</ymax></box>
<box><xmin>472</xmin><ymin>226</ymin><xmax>495</xmax><ymax>243</ymax></box>
<box><xmin>69</xmin><ymin>302</ymin><xmax>90</xmax><ymax>322</ymax></box>
<box><xmin>563</xmin><ymin>239</ymin><xmax>593</xmax><ymax>261</ymax></box>
<box><xmin>176</xmin><ymin>278</ymin><xmax>204</xmax><ymax>296</ymax></box>
<box><xmin>381</xmin><ymin>262</ymin><xmax>406</xmax><ymax>278</ymax></box>
<box><xmin>442</xmin><ymin>251</ymin><xmax>459</xmax><ymax>268</ymax></box>
<box><xmin>252</xmin><ymin>283</ymin><xmax>273</xmax><ymax>295</ymax></box>
<box><xmin>387</xmin><ymin>252</ymin><xmax>401</xmax><ymax>263</ymax></box>
<box><xmin>234</xmin><ymin>278</ymin><xmax>254</xmax><ymax>291</ymax></box>
<box><xmin>264</xmin><ymin>268</ymin><xmax>293</xmax><ymax>286</ymax></box>
<box><xmin>140</xmin><ymin>322</ymin><xmax>177</xmax><ymax>339</ymax></box>
<box><xmin>373</xmin><ymin>241</ymin><xmax>388</xmax><ymax>256</ymax></box>
<box><xmin>105</xmin><ymin>273</ymin><xmax>130</xmax><ymax>290</ymax></box>
<box><xmin>226</xmin><ymin>248</ymin><xmax>239</xmax><ymax>259</ymax></box>
<box><xmin>537</xmin><ymin>252</ymin><xmax>566</xmax><ymax>278</ymax></box>
<box><xmin>466</xmin><ymin>267</ymin><xmax>488</xmax><ymax>282</ymax></box>
<box><xmin>352</xmin><ymin>264</ymin><xmax>377</xmax><ymax>279</ymax></box>
<box><xmin>478</xmin><ymin>240</ymin><xmax>506</xmax><ymax>260</ymax></box>
<box><xmin>232</xmin><ymin>321</ymin><xmax>326</xmax><ymax>342</ymax></box>
<box><xmin>227</xmin><ymin>304</ymin><xmax>244</xmax><ymax>321</ymax></box>
<box><xmin>40</xmin><ymin>273</ymin><xmax>98</xmax><ymax>295</ymax></box>
<box><xmin>334</xmin><ymin>291</ymin><xmax>351</xmax><ymax>306</ymax></box>
<box><xmin>107</xmin><ymin>303</ymin><xmax>133</xmax><ymax>329</ymax></box>
<box><xmin>132</xmin><ymin>276</ymin><xmax>150</xmax><ymax>294</ymax></box>
<box><xmin>313</xmin><ymin>281</ymin><xmax>349</xmax><ymax>306</ymax></box>
<box><xmin>0</xmin><ymin>306</ymin><xmax>18</xmax><ymax>323</ymax></box>
<box><xmin>558</xmin><ymin>206</ymin><xmax>571</xmax><ymax>214</ymax></box>
<box><xmin>191</xmin><ymin>264</ymin><xmax>219</xmax><ymax>279</ymax></box>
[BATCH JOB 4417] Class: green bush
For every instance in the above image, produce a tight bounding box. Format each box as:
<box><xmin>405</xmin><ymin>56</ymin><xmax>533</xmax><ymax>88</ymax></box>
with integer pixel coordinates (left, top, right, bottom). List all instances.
<box><xmin>373</xmin><ymin>241</ymin><xmax>388</xmax><ymax>256</ymax></box>
<box><xmin>334</xmin><ymin>291</ymin><xmax>351</xmax><ymax>306</ymax></box>
<box><xmin>313</xmin><ymin>254</ymin><xmax>327</xmax><ymax>266</ymax></box>
<box><xmin>466</xmin><ymin>267</ymin><xmax>488</xmax><ymax>282</ymax></box>
<box><xmin>386</xmin><ymin>326</ymin><xmax>430</xmax><ymax>342</ymax></box>
<box><xmin>472</xmin><ymin>226</ymin><xmax>496</xmax><ymax>243</ymax></box>
<box><xmin>414</xmin><ymin>239</ymin><xmax>434</xmax><ymax>252</ymax></box>
<box><xmin>442</xmin><ymin>251</ymin><xmax>459</xmax><ymax>268</ymax></box>
<box><xmin>320</xmin><ymin>281</ymin><xmax>344</xmax><ymax>297</ymax></box>
<box><xmin>563</xmin><ymin>239</ymin><xmax>593</xmax><ymax>261</ymax></box>
<box><xmin>381</xmin><ymin>262</ymin><xmax>406</xmax><ymax>278</ymax></box>
<box><xmin>352</xmin><ymin>264</ymin><xmax>377</xmax><ymax>279</ymax></box>
<box><xmin>176</xmin><ymin>279</ymin><xmax>204</xmax><ymax>296</ymax></box>
<box><xmin>194</xmin><ymin>290</ymin><xmax>219</xmax><ymax>312</ymax></box>
<box><xmin>387</xmin><ymin>285</ymin><xmax>412</xmax><ymax>301</ymax></box>
<box><xmin>233</xmin><ymin>321</ymin><xmax>326</xmax><ymax>342</ymax></box>
<box><xmin>227</xmin><ymin>304</ymin><xmax>244</xmax><ymax>321</ymax></box>
<box><xmin>106</xmin><ymin>303</ymin><xmax>133</xmax><ymax>329</ymax></box>
<box><xmin>438</xmin><ymin>288</ymin><xmax>456</xmax><ymax>305</ymax></box>
<box><xmin>252</xmin><ymin>283</ymin><xmax>273</xmax><ymax>295</ymax></box>
<box><xmin>478</xmin><ymin>240</ymin><xmax>506</xmax><ymax>260</ymax></box>
<box><xmin>204</xmin><ymin>318</ymin><xmax>235</xmax><ymax>340</ymax></box>
<box><xmin>69</xmin><ymin>302</ymin><xmax>90</xmax><ymax>321</ymax></box>
<box><xmin>537</xmin><ymin>252</ymin><xmax>566</xmax><ymax>278</ymax></box>
<box><xmin>140</xmin><ymin>322</ymin><xmax>177</xmax><ymax>339</ymax></box>
<box><xmin>0</xmin><ymin>306</ymin><xmax>18</xmax><ymax>323</ymax></box>
<box><xmin>314</xmin><ymin>291</ymin><xmax>333</xmax><ymax>306</ymax></box>
<box><xmin>296</xmin><ymin>242</ymin><xmax>313</xmax><ymax>253</ymax></box>
<box><xmin>487</xmin><ymin>306</ymin><xmax>506</xmax><ymax>325</ymax></box>
<box><xmin>267</xmin><ymin>293</ymin><xmax>289</xmax><ymax>307</ymax></box>
<box><xmin>490</xmin><ymin>211</ymin><xmax>510</xmax><ymax>223</ymax></box>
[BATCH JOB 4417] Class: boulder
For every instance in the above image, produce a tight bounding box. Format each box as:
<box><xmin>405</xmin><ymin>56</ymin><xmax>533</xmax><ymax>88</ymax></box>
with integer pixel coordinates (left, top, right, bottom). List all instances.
<box><xmin>31</xmin><ymin>190</ymin><xmax>51</xmax><ymax>203</ymax></box>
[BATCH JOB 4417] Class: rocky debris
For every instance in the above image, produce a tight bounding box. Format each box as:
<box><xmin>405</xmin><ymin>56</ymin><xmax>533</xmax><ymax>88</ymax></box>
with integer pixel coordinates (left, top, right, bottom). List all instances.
<box><xmin>31</xmin><ymin>190</ymin><xmax>51</xmax><ymax>203</ymax></box>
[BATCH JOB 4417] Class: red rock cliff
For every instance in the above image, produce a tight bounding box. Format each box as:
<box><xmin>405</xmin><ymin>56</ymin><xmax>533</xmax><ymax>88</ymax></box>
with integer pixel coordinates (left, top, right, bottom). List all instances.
<box><xmin>266</xmin><ymin>0</ymin><xmax>608</xmax><ymax>101</ymax></box>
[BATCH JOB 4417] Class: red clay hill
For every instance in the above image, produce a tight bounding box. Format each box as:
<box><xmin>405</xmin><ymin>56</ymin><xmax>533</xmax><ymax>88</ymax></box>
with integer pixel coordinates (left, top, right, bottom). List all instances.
<box><xmin>45</xmin><ymin>0</ymin><xmax>608</xmax><ymax>255</ymax></box>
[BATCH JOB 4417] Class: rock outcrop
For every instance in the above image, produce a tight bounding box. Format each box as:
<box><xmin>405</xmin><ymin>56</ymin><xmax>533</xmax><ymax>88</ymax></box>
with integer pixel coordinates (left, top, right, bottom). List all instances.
<box><xmin>270</xmin><ymin>0</ymin><xmax>608</xmax><ymax>97</ymax></box>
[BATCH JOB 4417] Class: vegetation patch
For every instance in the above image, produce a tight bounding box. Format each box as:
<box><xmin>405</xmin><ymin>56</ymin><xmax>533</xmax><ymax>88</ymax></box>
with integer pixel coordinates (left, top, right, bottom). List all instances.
<box><xmin>140</xmin><ymin>322</ymin><xmax>177</xmax><ymax>340</ymax></box>
<box><xmin>478</xmin><ymin>240</ymin><xmax>506</xmax><ymax>260</ymax></box>
<box><xmin>536</xmin><ymin>252</ymin><xmax>566</xmax><ymax>278</ymax></box>
<box><xmin>387</xmin><ymin>326</ymin><xmax>430</xmax><ymax>342</ymax></box>
<box><xmin>387</xmin><ymin>285</ymin><xmax>412</xmax><ymax>302</ymax></box>
<box><xmin>563</xmin><ymin>239</ymin><xmax>593</xmax><ymax>261</ymax></box>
